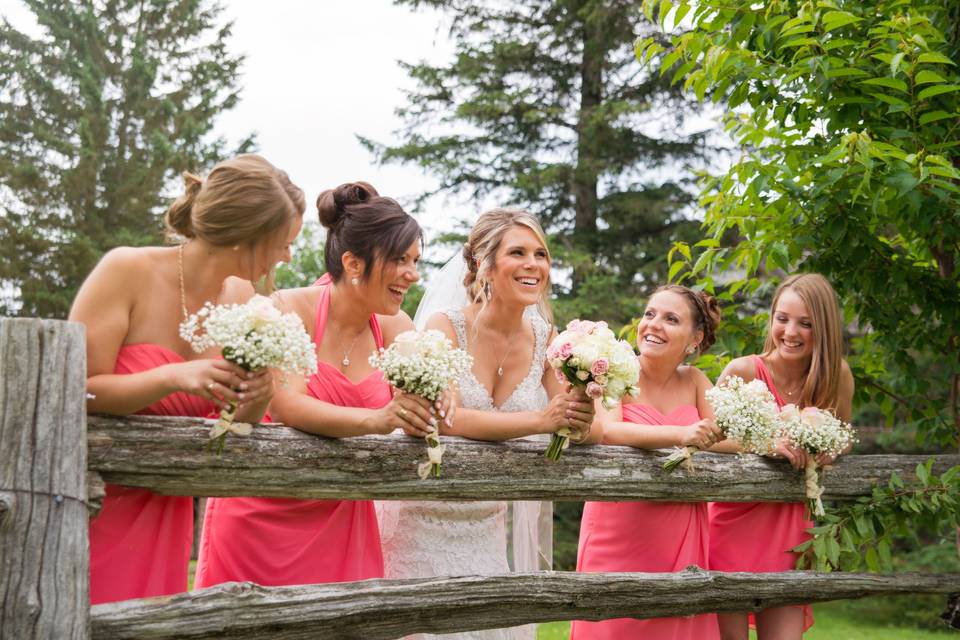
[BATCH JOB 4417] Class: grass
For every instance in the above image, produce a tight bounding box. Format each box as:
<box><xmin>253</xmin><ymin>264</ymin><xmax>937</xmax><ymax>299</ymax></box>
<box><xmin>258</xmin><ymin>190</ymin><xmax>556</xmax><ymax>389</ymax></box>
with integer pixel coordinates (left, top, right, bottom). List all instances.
<box><xmin>535</xmin><ymin>602</ymin><xmax>957</xmax><ymax>639</ymax></box>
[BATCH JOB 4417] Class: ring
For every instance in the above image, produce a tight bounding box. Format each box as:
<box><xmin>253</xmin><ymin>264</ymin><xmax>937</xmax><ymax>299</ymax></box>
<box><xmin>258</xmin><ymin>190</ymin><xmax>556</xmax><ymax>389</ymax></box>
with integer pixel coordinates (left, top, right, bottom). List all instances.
<box><xmin>206</xmin><ymin>382</ymin><xmax>216</xmax><ymax>392</ymax></box>
<box><xmin>398</xmin><ymin>407</ymin><xmax>408</xmax><ymax>418</ymax></box>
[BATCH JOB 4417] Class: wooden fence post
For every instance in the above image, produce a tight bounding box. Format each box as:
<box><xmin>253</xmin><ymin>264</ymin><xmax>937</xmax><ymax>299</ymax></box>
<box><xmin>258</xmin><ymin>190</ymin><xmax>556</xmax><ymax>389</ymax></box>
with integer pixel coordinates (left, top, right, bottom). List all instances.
<box><xmin>0</xmin><ymin>318</ymin><xmax>89</xmax><ymax>639</ymax></box>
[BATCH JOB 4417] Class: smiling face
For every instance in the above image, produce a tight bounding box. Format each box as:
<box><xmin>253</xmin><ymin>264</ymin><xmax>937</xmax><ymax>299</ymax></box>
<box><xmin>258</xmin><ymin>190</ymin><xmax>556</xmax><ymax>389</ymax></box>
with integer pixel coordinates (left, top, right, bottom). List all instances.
<box><xmin>637</xmin><ymin>290</ymin><xmax>702</xmax><ymax>364</ymax></box>
<box><xmin>487</xmin><ymin>225</ymin><xmax>550</xmax><ymax>307</ymax></box>
<box><xmin>358</xmin><ymin>239</ymin><xmax>422</xmax><ymax>315</ymax></box>
<box><xmin>770</xmin><ymin>288</ymin><xmax>814</xmax><ymax>363</ymax></box>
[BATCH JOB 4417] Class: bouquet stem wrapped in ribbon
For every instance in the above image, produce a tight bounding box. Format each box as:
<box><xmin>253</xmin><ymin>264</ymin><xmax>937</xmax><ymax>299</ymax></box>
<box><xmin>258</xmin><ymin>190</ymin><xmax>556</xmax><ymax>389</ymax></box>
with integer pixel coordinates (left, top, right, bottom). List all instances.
<box><xmin>776</xmin><ymin>405</ymin><xmax>856</xmax><ymax>516</ymax></box>
<box><xmin>369</xmin><ymin>330</ymin><xmax>472</xmax><ymax>479</ymax></box>
<box><xmin>664</xmin><ymin>375</ymin><xmax>779</xmax><ymax>473</ymax></box>
<box><xmin>545</xmin><ymin>319</ymin><xmax>640</xmax><ymax>461</ymax></box>
<box><xmin>180</xmin><ymin>295</ymin><xmax>317</xmax><ymax>455</ymax></box>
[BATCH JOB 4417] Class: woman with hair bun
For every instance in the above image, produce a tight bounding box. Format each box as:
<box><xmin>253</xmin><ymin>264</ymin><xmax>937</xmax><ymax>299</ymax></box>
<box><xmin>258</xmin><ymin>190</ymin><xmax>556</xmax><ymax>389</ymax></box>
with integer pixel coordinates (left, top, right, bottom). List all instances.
<box><xmin>195</xmin><ymin>181</ymin><xmax>437</xmax><ymax>589</ymax></box>
<box><xmin>571</xmin><ymin>284</ymin><xmax>724</xmax><ymax>640</ymax></box>
<box><xmin>710</xmin><ymin>273</ymin><xmax>854</xmax><ymax>640</ymax></box>
<box><xmin>69</xmin><ymin>154</ymin><xmax>306</xmax><ymax>604</ymax></box>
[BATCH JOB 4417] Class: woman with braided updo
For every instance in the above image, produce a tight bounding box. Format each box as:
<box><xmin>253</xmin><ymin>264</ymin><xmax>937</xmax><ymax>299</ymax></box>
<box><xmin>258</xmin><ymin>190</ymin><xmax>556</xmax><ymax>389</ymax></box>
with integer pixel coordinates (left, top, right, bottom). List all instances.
<box><xmin>378</xmin><ymin>208</ymin><xmax>594</xmax><ymax>640</ymax></box>
<box><xmin>571</xmin><ymin>285</ymin><xmax>724</xmax><ymax>640</ymax></box>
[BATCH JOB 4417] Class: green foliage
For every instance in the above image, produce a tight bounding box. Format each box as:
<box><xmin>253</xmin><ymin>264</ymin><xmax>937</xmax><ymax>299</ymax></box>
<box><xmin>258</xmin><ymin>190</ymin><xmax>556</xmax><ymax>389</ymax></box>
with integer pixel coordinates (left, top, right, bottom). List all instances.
<box><xmin>364</xmin><ymin>0</ymin><xmax>710</xmax><ymax>325</ymax></box>
<box><xmin>635</xmin><ymin>0</ymin><xmax>960</xmax><ymax>573</ymax></box>
<box><xmin>0</xmin><ymin>0</ymin><xmax>252</xmax><ymax>318</ymax></box>
<box><xmin>636</xmin><ymin>0</ymin><xmax>960</xmax><ymax>444</ymax></box>
<box><xmin>795</xmin><ymin>460</ymin><xmax>959</xmax><ymax>572</ymax></box>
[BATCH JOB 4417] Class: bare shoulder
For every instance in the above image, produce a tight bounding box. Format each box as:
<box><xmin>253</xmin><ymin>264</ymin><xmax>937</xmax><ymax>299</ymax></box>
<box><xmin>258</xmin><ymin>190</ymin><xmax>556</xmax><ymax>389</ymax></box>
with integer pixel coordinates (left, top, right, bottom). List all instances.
<box><xmin>425</xmin><ymin>310</ymin><xmax>458</xmax><ymax>342</ymax></box>
<box><xmin>221</xmin><ymin>277</ymin><xmax>257</xmax><ymax>304</ymax></box>
<box><xmin>72</xmin><ymin>247</ymin><xmax>155</xmax><ymax>309</ymax></box>
<box><xmin>272</xmin><ymin>286</ymin><xmax>322</xmax><ymax>335</ymax></box>
<box><xmin>683</xmin><ymin>364</ymin><xmax>714</xmax><ymax>389</ymax></box>
<box><xmin>718</xmin><ymin>355</ymin><xmax>757</xmax><ymax>383</ymax></box>
<box><xmin>378</xmin><ymin>310</ymin><xmax>416</xmax><ymax>345</ymax></box>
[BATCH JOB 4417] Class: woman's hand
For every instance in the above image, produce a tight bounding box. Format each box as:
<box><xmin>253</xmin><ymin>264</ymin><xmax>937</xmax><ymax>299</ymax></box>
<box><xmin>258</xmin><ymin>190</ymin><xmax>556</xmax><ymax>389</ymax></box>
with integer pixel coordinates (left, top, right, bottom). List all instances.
<box><xmin>564</xmin><ymin>387</ymin><xmax>595</xmax><ymax>443</ymax></box>
<box><xmin>769</xmin><ymin>438</ymin><xmax>809</xmax><ymax>470</ymax></box>
<box><xmin>364</xmin><ymin>391</ymin><xmax>437</xmax><ymax>437</ymax></box>
<box><xmin>168</xmin><ymin>359</ymin><xmax>249</xmax><ymax>412</ymax></box>
<box><xmin>434</xmin><ymin>388</ymin><xmax>457</xmax><ymax>429</ymax></box>
<box><xmin>679</xmin><ymin>418</ymin><xmax>723</xmax><ymax>449</ymax></box>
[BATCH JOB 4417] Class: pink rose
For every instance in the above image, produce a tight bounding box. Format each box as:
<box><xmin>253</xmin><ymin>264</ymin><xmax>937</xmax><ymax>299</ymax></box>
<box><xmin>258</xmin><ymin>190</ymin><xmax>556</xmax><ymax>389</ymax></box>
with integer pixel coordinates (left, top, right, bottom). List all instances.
<box><xmin>586</xmin><ymin>381</ymin><xmax>603</xmax><ymax>399</ymax></box>
<box><xmin>554</xmin><ymin>368</ymin><xmax>567</xmax><ymax>385</ymax></box>
<box><xmin>590</xmin><ymin>358</ymin><xmax>609</xmax><ymax>376</ymax></box>
<box><xmin>558</xmin><ymin>341</ymin><xmax>573</xmax><ymax>359</ymax></box>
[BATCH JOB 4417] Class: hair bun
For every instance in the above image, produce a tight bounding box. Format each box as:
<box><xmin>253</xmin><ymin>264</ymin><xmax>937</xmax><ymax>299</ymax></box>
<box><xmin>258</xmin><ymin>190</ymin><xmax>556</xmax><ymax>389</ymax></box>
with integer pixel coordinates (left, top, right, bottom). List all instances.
<box><xmin>163</xmin><ymin>171</ymin><xmax>203</xmax><ymax>238</ymax></box>
<box><xmin>317</xmin><ymin>181</ymin><xmax>380</xmax><ymax>229</ymax></box>
<box><xmin>698</xmin><ymin>291</ymin><xmax>721</xmax><ymax>352</ymax></box>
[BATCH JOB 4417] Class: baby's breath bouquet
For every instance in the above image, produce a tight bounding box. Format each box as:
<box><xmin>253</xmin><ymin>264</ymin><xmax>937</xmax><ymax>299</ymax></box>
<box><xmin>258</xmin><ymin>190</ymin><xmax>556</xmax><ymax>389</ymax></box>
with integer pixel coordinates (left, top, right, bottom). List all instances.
<box><xmin>777</xmin><ymin>405</ymin><xmax>856</xmax><ymax>516</ymax></box>
<box><xmin>180</xmin><ymin>295</ymin><xmax>317</xmax><ymax>453</ymax></box>
<box><xmin>369</xmin><ymin>329</ymin><xmax>473</xmax><ymax>479</ymax></box>
<box><xmin>664</xmin><ymin>375</ymin><xmax>779</xmax><ymax>473</ymax></box>
<box><xmin>545</xmin><ymin>319</ymin><xmax>640</xmax><ymax>461</ymax></box>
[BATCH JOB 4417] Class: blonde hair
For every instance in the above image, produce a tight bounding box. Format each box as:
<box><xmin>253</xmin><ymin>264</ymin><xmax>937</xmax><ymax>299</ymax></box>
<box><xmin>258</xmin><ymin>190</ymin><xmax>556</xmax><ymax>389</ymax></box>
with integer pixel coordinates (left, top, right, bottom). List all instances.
<box><xmin>164</xmin><ymin>154</ymin><xmax>305</xmax><ymax>248</ymax></box>
<box><xmin>462</xmin><ymin>208</ymin><xmax>553</xmax><ymax>324</ymax></box>
<box><xmin>763</xmin><ymin>273</ymin><xmax>844</xmax><ymax>410</ymax></box>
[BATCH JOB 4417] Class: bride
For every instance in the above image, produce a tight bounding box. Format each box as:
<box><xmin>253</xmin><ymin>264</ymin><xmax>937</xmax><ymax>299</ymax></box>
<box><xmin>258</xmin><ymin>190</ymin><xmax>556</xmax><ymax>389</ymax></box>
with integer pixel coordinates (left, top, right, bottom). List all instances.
<box><xmin>378</xmin><ymin>208</ymin><xmax>595</xmax><ymax>640</ymax></box>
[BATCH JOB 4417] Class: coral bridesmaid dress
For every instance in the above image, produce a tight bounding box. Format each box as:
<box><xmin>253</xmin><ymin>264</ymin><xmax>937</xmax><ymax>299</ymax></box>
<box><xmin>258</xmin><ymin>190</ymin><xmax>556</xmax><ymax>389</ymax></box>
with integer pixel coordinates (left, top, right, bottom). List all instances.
<box><xmin>708</xmin><ymin>354</ymin><xmax>813</xmax><ymax>630</ymax></box>
<box><xmin>571</xmin><ymin>403</ymin><xmax>719</xmax><ymax>640</ymax></box>
<box><xmin>194</xmin><ymin>283</ymin><xmax>387</xmax><ymax>588</ymax></box>
<box><xmin>89</xmin><ymin>344</ymin><xmax>216</xmax><ymax>604</ymax></box>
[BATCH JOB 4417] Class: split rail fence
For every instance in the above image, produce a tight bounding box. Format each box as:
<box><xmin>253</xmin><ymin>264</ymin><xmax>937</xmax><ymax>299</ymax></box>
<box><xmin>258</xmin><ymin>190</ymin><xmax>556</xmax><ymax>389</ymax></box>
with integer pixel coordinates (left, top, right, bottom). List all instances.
<box><xmin>2</xmin><ymin>318</ymin><xmax>958</xmax><ymax>639</ymax></box>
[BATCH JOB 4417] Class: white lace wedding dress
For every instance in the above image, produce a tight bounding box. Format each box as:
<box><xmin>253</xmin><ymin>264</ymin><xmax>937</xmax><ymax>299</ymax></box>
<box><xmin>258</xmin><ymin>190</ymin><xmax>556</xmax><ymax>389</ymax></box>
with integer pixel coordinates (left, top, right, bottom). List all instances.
<box><xmin>378</xmin><ymin>308</ymin><xmax>552</xmax><ymax>640</ymax></box>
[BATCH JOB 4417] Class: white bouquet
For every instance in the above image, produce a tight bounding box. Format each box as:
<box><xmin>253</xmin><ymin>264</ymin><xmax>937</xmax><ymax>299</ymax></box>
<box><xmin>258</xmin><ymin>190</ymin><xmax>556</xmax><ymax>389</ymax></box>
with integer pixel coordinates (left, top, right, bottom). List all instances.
<box><xmin>777</xmin><ymin>405</ymin><xmax>856</xmax><ymax>516</ymax></box>
<box><xmin>545</xmin><ymin>319</ymin><xmax>641</xmax><ymax>461</ymax></box>
<box><xmin>369</xmin><ymin>329</ymin><xmax>473</xmax><ymax>479</ymax></box>
<box><xmin>664</xmin><ymin>375</ymin><xmax>779</xmax><ymax>472</ymax></box>
<box><xmin>180</xmin><ymin>295</ymin><xmax>317</xmax><ymax>453</ymax></box>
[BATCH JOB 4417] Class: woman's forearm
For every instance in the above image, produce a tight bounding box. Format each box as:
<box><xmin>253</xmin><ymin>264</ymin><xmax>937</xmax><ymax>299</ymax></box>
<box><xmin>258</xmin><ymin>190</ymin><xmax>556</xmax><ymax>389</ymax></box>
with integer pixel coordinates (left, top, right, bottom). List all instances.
<box><xmin>440</xmin><ymin>407</ymin><xmax>547</xmax><ymax>441</ymax></box>
<box><xmin>86</xmin><ymin>367</ymin><xmax>178</xmax><ymax>416</ymax></box>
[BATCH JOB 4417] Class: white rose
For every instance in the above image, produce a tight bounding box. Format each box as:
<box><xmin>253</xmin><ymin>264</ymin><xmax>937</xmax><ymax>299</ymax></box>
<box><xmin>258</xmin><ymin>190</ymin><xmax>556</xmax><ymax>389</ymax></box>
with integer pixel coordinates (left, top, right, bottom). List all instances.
<box><xmin>394</xmin><ymin>331</ymin><xmax>420</xmax><ymax>357</ymax></box>
<box><xmin>248</xmin><ymin>295</ymin><xmax>282</xmax><ymax>327</ymax></box>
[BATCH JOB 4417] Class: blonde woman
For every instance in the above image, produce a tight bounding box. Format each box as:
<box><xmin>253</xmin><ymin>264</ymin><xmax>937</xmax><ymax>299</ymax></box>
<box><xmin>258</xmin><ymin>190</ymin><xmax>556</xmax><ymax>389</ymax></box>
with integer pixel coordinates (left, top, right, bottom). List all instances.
<box><xmin>378</xmin><ymin>209</ymin><xmax>595</xmax><ymax>640</ymax></box>
<box><xmin>709</xmin><ymin>273</ymin><xmax>855</xmax><ymax>640</ymax></box>
<box><xmin>69</xmin><ymin>154</ymin><xmax>305</xmax><ymax>604</ymax></box>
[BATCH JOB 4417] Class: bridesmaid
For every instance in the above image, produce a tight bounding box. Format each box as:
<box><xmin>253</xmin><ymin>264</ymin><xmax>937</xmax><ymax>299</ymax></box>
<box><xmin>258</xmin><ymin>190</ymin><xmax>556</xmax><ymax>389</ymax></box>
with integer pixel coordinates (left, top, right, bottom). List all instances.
<box><xmin>571</xmin><ymin>285</ymin><xmax>724</xmax><ymax>640</ymax></box>
<box><xmin>195</xmin><ymin>182</ymin><xmax>437</xmax><ymax>588</ymax></box>
<box><xmin>709</xmin><ymin>273</ymin><xmax>854</xmax><ymax>640</ymax></box>
<box><xmin>69</xmin><ymin>154</ymin><xmax>304</xmax><ymax>604</ymax></box>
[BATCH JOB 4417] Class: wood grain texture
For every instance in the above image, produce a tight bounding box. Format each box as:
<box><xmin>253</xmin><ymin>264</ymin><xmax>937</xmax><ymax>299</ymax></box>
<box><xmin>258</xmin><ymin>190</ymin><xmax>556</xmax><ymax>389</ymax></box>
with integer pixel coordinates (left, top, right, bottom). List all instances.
<box><xmin>88</xmin><ymin>414</ymin><xmax>960</xmax><ymax>501</ymax></box>
<box><xmin>90</xmin><ymin>569</ymin><xmax>960</xmax><ymax>639</ymax></box>
<box><xmin>0</xmin><ymin>319</ymin><xmax>89</xmax><ymax>639</ymax></box>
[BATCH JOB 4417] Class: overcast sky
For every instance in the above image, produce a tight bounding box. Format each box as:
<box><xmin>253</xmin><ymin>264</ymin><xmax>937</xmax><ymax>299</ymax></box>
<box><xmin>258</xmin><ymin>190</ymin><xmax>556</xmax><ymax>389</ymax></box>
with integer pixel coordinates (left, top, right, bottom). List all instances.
<box><xmin>3</xmin><ymin>0</ymin><xmax>470</xmax><ymax>244</ymax></box>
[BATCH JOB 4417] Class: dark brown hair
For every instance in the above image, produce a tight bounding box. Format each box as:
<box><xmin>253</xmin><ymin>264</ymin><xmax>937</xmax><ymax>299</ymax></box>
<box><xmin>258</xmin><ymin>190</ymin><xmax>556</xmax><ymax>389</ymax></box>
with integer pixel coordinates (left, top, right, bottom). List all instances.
<box><xmin>653</xmin><ymin>284</ymin><xmax>721</xmax><ymax>354</ymax></box>
<box><xmin>164</xmin><ymin>154</ymin><xmax>304</xmax><ymax>246</ymax></box>
<box><xmin>316</xmin><ymin>182</ymin><xmax>422</xmax><ymax>282</ymax></box>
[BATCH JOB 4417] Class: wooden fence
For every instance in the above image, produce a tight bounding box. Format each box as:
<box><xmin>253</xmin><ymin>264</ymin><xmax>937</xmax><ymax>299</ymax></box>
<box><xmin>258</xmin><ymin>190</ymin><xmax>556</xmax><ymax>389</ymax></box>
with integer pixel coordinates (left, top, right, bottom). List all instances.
<box><xmin>2</xmin><ymin>318</ymin><xmax>958</xmax><ymax>639</ymax></box>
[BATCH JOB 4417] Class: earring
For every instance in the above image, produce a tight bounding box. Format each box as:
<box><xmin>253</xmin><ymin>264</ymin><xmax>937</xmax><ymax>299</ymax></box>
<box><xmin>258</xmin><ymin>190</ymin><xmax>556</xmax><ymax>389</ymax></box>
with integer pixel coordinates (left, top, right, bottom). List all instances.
<box><xmin>232</xmin><ymin>245</ymin><xmax>240</xmax><ymax>251</ymax></box>
<box><xmin>351</xmin><ymin>277</ymin><xmax>360</xmax><ymax>286</ymax></box>
<box><xmin>686</xmin><ymin>345</ymin><xmax>697</xmax><ymax>355</ymax></box>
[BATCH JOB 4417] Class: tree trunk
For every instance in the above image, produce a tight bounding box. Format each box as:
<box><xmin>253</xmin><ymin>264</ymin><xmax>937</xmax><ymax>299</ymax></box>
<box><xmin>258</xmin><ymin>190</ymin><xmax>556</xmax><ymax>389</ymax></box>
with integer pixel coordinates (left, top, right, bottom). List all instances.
<box><xmin>89</xmin><ymin>569</ymin><xmax>960</xmax><ymax>640</ymax></box>
<box><xmin>0</xmin><ymin>318</ymin><xmax>89</xmax><ymax>639</ymax></box>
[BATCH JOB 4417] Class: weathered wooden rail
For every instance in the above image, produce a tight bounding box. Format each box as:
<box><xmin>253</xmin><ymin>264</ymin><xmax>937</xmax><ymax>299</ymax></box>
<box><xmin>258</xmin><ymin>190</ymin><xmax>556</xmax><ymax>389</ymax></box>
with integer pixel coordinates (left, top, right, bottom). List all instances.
<box><xmin>3</xmin><ymin>318</ymin><xmax>959</xmax><ymax>640</ymax></box>
<box><xmin>88</xmin><ymin>414</ymin><xmax>960</xmax><ymax>502</ymax></box>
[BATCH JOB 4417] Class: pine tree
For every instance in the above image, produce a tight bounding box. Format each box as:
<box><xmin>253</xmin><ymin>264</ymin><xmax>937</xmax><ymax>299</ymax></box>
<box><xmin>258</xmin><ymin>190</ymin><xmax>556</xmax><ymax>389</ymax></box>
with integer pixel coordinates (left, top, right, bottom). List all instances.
<box><xmin>0</xmin><ymin>0</ymin><xmax>253</xmax><ymax>318</ymax></box>
<box><xmin>361</xmin><ymin>0</ymin><xmax>707</xmax><ymax>323</ymax></box>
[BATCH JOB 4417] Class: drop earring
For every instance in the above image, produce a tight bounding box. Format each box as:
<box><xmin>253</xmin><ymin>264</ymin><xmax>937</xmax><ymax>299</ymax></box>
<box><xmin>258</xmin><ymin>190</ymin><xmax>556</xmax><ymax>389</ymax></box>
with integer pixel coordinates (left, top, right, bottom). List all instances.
<box><xmin>686</xmin><ymin>345</ymin><xmax>697</xmax><ymax>355</ymax></box>
<box><xmin>351</xmin><ymin>277</ymin><xmax>360</xmax><ymax>286</ymax></box>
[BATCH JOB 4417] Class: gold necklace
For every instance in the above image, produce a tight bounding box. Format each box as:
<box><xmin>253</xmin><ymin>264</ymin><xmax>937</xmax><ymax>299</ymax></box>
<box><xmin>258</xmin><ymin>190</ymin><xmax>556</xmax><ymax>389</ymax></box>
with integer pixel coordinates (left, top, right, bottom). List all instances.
<box><xmin>179</xmin><ymin>242</ymin><xmax>222</xmax><ymax>320</ymax></box>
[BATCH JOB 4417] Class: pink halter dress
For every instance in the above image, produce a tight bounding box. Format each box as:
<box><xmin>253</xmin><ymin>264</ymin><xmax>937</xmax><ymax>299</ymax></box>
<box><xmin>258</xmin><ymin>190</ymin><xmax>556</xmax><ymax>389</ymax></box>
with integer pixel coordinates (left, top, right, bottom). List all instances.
<box><xmin>571</xmin><ymin>403</ymin><xmax>719</xmax><ymax>640</ymax></box>
<box><xmin>194</xmin><ymin>284</ymin><xmax>388</xmax><ymax>588</ymax></box>
<box><xmin>89</xmin><ymin>343</ymin><xmax>217</xmax><ymax>604</ymax></box>
<box><xmin>708</xmin><ymin>355</ymin><xmax>814</xmax><ymax>630</ymax></box>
